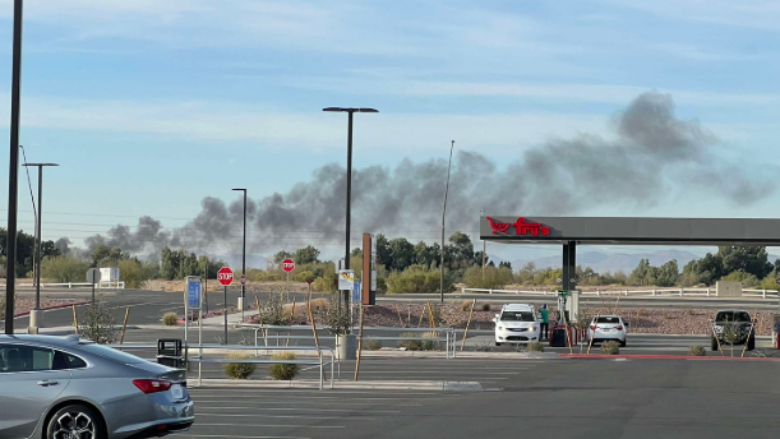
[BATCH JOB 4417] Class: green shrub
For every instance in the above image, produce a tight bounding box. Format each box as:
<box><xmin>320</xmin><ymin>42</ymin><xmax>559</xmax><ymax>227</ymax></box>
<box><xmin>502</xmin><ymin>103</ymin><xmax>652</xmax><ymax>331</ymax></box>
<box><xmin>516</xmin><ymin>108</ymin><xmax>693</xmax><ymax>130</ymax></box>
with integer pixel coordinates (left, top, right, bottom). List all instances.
<box><xmin>269</xmin><ymin>352</ymin><xmax>299</xmax><ymax>380</ymax></box>
<box><xmin>688</xmin><ymin>345</ymin><xmax>706</xmax><ymax>356</ymax></box>
<box><xmin>363</xmin><ymin>340</ymin><xmax>383</xmax><ymax>351</ymax></box>
<box><xmin>41</xmin><ymin>256</ymin><xmax>91</xmax><ymax>283</ymax></box>
<box><xmin>386</xmin><ymin>265</ymin><xmax>451</xmax><ymax>294</ymax></box>
<box><xmin>481</xmin><ymin>303</ymin><xmax>492</xmax><ymax>312</ymax></box>
<box><xmin>601</xmin><ymin>341</ymin><xmax>620</xmax><ymax>355</ymax></box>
<box><xmin>224</xmin><ymin>353</ymin><xmax>256</xmax><ymax>379</ymax></box>
<box><xmin>162</xmin><ymin>312</ymin><xmax>178</xmax><ymax>326</ymax></box>
<box><xmin>475</xmin><ymin>341</ymin><xmax>493</xmax><ymax>352</ymax></box>
<box><xmin>527</xmin><ymin>341</ymin><xmax>545</xmax><ymax>353</ymax></box>
<box><xmin>398</xmin><ymin>332</ymin><xmax>425</xmax><ymax>351</ymax></box>
<box><xmin>462</xmin><ymin>265</ymin><xmax>514</xmax><ymax>289</ymax></box>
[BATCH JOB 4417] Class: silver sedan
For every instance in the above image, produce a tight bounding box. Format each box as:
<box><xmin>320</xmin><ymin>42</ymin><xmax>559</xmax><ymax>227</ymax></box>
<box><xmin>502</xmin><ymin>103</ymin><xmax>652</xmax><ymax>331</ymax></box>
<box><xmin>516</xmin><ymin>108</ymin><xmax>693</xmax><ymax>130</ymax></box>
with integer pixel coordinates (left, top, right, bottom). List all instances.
<box><xmin>0</xmin><ymin>334</ymin><xmax>194</xmax><ymax>439</ymax></box>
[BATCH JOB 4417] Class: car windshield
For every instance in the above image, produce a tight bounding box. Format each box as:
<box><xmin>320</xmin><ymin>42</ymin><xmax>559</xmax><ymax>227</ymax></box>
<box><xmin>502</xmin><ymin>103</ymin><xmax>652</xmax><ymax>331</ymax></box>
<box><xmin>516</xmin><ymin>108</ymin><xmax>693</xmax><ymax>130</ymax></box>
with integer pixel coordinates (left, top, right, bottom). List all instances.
<box><xmin>501</xmin><ymin>311</ymin><xmax>535</xmax><ymax>322</ymax></box>
<box><xmin>78</xmin><ymin>344</ymin><xmax>145</xmax><ymax>364</ymax></box>
<box><xmin>715</xmin><ymin>312</ymin><xmax>751</xmax><ymax>323</ymax></box>
<box><xmin>597</xmin><ymin>316</ymin><xmax>621</xmax><ymax>324</ymax></box>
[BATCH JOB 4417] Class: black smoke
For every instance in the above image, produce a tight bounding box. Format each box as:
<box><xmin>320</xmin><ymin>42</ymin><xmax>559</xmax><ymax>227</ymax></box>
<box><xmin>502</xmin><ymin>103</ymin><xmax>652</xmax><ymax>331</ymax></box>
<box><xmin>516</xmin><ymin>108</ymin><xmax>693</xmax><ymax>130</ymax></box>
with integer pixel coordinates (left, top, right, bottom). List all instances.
<box><xmin>81</xmin><ymin>91</ymin><xmax>775</xmax><ymax>258</ymax></box>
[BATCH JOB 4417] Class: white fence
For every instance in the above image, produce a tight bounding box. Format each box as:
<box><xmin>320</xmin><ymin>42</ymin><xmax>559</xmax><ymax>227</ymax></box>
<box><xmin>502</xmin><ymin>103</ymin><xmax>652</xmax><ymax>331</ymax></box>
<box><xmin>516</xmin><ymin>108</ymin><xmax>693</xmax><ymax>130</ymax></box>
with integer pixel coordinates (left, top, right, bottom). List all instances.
<box><xmin>0</xmin><ymin>281</ymin><xmax>125</xmax><ymax>289</ymax></box>
<box><xmin>460</xmin><ymin>287</ymin><xmax>780</xmax><ymax>299</ymax></box>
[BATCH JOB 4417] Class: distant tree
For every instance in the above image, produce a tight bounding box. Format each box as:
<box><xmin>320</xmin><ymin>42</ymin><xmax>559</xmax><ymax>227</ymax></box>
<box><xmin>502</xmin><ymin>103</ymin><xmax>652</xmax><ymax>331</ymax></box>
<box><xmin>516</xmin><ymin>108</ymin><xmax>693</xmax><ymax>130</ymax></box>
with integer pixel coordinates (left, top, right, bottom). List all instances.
<box><xmin>499</xmin><ymin>261</ymin><xmax>512</xmax><ymax>270</ymax></box>
<box><xmin>293</xmin><ymin>246</ymin><xmax>321</xmax><ymax>265</ymax></box>
<box><xmin>374</xmin><ymin>234</ymin><xmax>391</xmax><ymax>268</ymax></box>
<box><xmin>388</xmin><ymin>238</ymin><xmax>414</xmax><ymax>271</ymax></box>
<box><xmin>655</xmin><ymin>260</ymin><xmax>679</xmax><ymax>287</ymax></box>
<box><xmin>628</xmin><ymin>259</ymin><xmax>656</xmax><ymax>286</ymax></box>
<box><xmin>717</xmin><ymin>246</ymin><xmax>773</xmax><ymax>280</ymax></box>
<box><xmin>41</xmin><ymin>256</ymin><xmax>90</xmax><ymax>283</ymax></box>
<box><xmin>160</xmin><ymin>247</ymin><xmax>180</xmax><ymax>280</ymax></box>
<box><xmin>273</xmin><ymin>250</ymin><xmax>292</xmax><ymax>264</ymax></box>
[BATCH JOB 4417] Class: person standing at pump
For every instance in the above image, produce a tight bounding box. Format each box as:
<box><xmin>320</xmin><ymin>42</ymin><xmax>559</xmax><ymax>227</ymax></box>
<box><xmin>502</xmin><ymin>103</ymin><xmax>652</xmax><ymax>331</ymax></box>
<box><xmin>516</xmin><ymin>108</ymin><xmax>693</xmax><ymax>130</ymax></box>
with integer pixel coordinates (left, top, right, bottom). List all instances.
<box><xmin>539</xmin><ymin>304</ymin><xmax>550</xmax><ymax>341</ymax></box>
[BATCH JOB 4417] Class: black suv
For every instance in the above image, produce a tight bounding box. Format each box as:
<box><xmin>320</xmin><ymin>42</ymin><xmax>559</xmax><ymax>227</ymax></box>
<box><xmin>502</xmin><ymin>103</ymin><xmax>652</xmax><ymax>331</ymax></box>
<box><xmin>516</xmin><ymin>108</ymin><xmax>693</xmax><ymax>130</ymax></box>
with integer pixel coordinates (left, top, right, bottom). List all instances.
<box><xmin>711</xmin><ymin>309</ymin><xmax>756</xmax><ymax>352</ymax></box>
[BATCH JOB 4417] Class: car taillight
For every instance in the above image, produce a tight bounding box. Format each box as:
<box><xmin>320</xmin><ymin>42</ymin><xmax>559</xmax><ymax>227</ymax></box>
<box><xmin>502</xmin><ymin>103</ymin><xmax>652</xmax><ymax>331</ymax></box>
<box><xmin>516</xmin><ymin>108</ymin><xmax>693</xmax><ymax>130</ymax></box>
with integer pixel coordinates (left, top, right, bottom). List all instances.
<box><xmin>616</xmin><ymin>326</ymin><xmax>624</xmax><ymax>330</ymax></box>
<box><xmin>133</xmin><ymin>379</ymin><xmax>172</xmax><ymax>394</ymax></box>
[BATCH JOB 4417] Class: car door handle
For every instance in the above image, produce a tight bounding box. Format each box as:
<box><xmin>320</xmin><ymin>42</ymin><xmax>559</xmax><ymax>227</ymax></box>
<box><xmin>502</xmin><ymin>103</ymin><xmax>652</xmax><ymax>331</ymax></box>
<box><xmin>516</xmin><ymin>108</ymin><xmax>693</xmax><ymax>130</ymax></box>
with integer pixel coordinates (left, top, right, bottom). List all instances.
<box><xmin>37</xmin><ymin>380</ymin><xmax>58</xmax><ymax>387</ymax></box>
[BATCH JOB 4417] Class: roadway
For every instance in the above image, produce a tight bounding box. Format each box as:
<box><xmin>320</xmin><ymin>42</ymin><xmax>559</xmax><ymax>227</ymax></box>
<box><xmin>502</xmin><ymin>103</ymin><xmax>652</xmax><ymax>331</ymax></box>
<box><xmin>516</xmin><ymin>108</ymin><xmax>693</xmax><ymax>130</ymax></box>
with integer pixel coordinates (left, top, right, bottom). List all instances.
<box><xmin>9</xmin><ymin>288</ymin><xmax>780</xmax><ymax>331</ymax></box>
<box><xmin>180</xmin><ymin>358</ymin><xmax>780</xmax><ymax>439</ymax></box>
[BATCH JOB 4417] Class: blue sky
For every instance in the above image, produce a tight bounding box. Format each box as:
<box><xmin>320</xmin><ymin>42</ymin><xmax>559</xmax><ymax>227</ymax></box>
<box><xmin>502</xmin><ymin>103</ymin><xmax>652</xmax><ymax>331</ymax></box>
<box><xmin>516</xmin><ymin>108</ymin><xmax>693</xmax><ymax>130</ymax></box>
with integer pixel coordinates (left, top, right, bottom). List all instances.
<box><xmin>1</xmin><ymin>0</ymin><xmax>780</xmax><ymax>261</ymax></box>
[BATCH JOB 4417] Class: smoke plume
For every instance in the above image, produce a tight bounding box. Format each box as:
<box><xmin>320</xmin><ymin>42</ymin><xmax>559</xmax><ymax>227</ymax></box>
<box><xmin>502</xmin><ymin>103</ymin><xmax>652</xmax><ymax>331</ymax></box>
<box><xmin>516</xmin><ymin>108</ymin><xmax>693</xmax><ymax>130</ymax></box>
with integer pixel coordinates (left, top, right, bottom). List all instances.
<box><xmin>81</xmin><ymin>91</ymin><xmax>775</xmax><ymax>259</ymax></box>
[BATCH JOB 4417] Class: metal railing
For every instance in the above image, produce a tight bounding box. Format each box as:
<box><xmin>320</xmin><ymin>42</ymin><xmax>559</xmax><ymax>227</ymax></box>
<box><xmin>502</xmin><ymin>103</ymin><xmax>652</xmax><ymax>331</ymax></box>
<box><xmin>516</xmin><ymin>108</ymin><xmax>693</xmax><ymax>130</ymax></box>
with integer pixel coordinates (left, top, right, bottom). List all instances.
<box><xmin>111</xmin><ymin>343</ymin><xmax>336</xmax><ymax>390</ymax></box>
<box><xmin>460</xmin><ymin>287</ymin><xmax>780</xmax><ymax>299</ymax></box>
<box><xmin>237</xmin><ymin>324</ymin><xmax>458</xmax><ymax>359</ymax></box>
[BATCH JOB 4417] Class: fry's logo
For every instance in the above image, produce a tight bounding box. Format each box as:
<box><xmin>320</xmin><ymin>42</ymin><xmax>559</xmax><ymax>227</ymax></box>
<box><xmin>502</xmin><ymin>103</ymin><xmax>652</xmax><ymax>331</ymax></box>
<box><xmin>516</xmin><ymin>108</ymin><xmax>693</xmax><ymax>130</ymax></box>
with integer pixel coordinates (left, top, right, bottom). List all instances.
<box><xmin>486</xmin><ymin>217</ymin><xmax>551</xmax><ymax>236</ymax></box>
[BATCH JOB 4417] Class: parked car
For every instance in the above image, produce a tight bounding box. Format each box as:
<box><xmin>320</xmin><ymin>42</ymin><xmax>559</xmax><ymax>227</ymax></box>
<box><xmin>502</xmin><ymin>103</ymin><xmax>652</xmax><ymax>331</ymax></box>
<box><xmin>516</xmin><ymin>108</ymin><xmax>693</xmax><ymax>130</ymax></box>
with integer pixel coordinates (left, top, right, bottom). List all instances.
<box><xmin>587</xmin><ymin>315</ymin><xmax>627</xmax><ymax>347</ymax></box>
<box><xmin>0</xmin><ymin>334</ymin><xmax>194</xmax><ymax>439</ymax></box>
<box><xmin>711</xmin><ymin>309</ymin><xmax>756</xmax><ymax>351</ymax></box>
<box><xmin>494</xmin><ymin>304</ymin><xmax>541</xmax><ymax>346</ymax></box>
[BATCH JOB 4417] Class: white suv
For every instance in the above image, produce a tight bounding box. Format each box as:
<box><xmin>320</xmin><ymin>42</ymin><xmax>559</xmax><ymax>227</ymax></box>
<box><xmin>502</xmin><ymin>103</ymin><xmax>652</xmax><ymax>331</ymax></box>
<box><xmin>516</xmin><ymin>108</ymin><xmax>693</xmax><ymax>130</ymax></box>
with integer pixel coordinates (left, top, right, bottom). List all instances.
<box><xmin>494</xmin><ymin>304</ymin><xmax>541</xmax><ymax>346</ymax></box>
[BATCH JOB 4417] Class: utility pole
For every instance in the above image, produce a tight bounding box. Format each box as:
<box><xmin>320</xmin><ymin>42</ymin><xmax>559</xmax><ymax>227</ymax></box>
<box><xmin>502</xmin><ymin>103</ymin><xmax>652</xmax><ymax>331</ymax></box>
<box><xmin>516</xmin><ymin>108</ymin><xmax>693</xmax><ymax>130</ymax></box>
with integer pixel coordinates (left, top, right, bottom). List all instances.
<box><xmin>5</xmin><ymin>0</ymin><xmax>23</xmax><ymax>335</ymax></box>
<box><xmin>440</xmin><ymin>140</ymin><xmax>455</xmax><ymax>304</ymax></box>
<box><xmin>232</xmin><ymin>188</ymin><xmax>247</xmax><ymax>321</ymax></box>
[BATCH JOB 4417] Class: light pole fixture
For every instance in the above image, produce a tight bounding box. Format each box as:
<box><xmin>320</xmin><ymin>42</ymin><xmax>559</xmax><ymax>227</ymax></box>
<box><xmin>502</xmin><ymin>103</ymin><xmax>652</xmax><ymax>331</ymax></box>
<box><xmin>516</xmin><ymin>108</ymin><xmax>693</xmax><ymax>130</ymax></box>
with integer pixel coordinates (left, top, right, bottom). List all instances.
<box><xmin>5</xmin><ymin>0</ymin><xmax>24</xmax><ymax>335</ymax></box>
<box><xmin>323</xmin><ymin>107</ymin><xmax>378</xmax><ymax>307</ymax></box>
<box><xmin>441</xmin><ymin>140</ymin><xmax>455</xmax><ymax>303</ymax></box>
<box><xmin>23</xmin><ymin>162</ymin><xmax>58</xmax><ymax>333</ymax></box>
<box><xmin>232</xmin><ymin>188</ymin><xmax>247</xmax><ymax>322</ymax></box>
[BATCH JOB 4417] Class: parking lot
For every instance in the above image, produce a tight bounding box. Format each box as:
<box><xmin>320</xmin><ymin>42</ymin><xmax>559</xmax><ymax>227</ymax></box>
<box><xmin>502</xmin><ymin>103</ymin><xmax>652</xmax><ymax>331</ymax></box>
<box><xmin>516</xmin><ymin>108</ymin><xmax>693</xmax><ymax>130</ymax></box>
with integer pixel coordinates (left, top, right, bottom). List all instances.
<box><xmin>174</xmin><ymin>358</ymin><xmax>780</xmax><ymax>439</ymax></box>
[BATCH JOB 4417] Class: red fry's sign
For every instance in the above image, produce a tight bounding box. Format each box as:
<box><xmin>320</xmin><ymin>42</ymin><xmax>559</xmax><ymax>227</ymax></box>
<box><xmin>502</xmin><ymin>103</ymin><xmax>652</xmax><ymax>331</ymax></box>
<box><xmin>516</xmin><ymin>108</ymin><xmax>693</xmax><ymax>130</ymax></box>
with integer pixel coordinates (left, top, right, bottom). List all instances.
<box><xmin>487</xmin><ymin>217</ymin><xmax>550</xmax><ymax>236</ymax></box>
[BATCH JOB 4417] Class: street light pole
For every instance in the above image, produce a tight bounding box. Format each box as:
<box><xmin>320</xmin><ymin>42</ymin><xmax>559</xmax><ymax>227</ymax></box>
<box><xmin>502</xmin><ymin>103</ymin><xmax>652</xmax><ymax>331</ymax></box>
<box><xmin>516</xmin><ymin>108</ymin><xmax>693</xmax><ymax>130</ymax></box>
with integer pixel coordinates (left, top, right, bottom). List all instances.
<box><xmin>323</xmin><ymin>107</ymin><xmax>378</xmax><ymax>308</ymax></box>
<box><xmin>440</xmin><ymin>140</ymin><xmax>455</xmax><ymax>304</ymax></box>
<box><xmin>5</xmin><ymin>0</ymin><xmax>23</xmax><ymax>335</ymax></box>
<box><xmin>232</xmin><ymin>188</ymin><xmax>247</xmax><ymax>322</ymax></box>
<box><xmin>23</xmin><ymin>163</ymin><xmax>58</xmax><ymax>333</ymax></box>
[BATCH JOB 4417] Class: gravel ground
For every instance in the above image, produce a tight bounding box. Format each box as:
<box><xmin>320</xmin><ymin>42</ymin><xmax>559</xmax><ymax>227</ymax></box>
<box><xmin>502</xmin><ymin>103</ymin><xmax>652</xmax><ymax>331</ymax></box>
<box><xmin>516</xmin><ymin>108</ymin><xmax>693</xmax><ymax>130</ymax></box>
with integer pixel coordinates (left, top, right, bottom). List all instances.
<box><xmin>11</xmin><ymin>298</ymin><xmax>81</xmax><ymax>317</ymax></box>
<box><xmin>243</xmin><ymin>302</ymin><xmax>778</xmax><ymax>336</ymax></box>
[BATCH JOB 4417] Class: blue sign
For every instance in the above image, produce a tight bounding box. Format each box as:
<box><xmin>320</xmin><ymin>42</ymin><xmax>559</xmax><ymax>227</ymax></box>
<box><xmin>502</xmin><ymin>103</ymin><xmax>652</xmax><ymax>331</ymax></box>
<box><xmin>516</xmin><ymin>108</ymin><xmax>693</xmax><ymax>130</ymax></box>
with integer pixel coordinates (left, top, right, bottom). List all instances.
<box><xmin>187</xmin><ymin>278</ymin><xmax>202</xmax><ymax>308</ymax></box>
<box><xmin>352</xmin><ymin>281</ymin><xmax>361</xmax><ymax>303</ymax></box>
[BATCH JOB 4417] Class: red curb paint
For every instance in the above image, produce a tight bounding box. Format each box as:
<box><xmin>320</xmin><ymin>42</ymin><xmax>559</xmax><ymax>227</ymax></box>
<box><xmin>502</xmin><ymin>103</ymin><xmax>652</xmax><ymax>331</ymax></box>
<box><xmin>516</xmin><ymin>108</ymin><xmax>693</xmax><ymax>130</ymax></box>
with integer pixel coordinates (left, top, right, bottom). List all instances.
<box><xmin>560</xmin><ymin>354</ymin><xmax>780</xmax><ymax>361</ymax></box>
<box><xmin>13</xmin><ymin>301</ymin><xmax>89</xmax><ymax>318</ymax></box>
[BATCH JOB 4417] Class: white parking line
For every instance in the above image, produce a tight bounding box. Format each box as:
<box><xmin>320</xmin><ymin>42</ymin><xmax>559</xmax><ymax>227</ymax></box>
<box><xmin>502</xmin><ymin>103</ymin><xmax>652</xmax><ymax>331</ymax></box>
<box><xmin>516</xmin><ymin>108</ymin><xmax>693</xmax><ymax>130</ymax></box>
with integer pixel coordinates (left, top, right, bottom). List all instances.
<box><xmin>195</xmin><ymin>423</ymin><xmax>345</xmax><ymax>429</ymax></box>
<box><xmin>197</xmin><ymin>401</ymin><xmax>422</xmax><ymax>407</ymax></box>
<box><xmin>177</xmin><ymin>435</ymin><xmax>310</xmax><ymax>439</ymax></box>
<box><xmin>200</xmin><ymin>407</ymin><xmax>401</xmax><ymax>414</ymax></box>
<box><xmin>197</xmin><ymin>413</ymin><xmax>378</xmax><ymax>420</ymax></box>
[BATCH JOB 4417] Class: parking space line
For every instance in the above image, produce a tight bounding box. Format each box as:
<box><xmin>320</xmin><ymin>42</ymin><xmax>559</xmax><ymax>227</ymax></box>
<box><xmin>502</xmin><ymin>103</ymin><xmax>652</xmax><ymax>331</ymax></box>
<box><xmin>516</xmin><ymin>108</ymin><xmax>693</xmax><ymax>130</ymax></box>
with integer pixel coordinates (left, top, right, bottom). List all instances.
<box><xmin>201</xmin><ymin>407</ymin><xmax>401</xmax><ymax>414</ymax></box>
<box><xmin>176</xmin><ymin>435</ymin><xmax>310</xmax><ymax>439</ymax></box>
<box><xmin>195</xmin><ymin>423</ymin><xmax>345</xmax><ymax>429</ymax></box>
<box><xmin>198</xmin><ymin>413</ymin><xmax>378</xmax><ymax>420</ymax></box>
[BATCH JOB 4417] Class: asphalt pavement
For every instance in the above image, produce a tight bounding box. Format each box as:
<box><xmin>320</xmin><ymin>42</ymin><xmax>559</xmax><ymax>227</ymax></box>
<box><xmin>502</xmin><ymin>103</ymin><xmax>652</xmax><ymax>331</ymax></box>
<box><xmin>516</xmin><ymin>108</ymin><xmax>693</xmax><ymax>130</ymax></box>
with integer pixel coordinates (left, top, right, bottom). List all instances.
<box><xmin>176</xmin><ymin>358</ymin><xmax>780</xmax><ymax>439</ymax></box>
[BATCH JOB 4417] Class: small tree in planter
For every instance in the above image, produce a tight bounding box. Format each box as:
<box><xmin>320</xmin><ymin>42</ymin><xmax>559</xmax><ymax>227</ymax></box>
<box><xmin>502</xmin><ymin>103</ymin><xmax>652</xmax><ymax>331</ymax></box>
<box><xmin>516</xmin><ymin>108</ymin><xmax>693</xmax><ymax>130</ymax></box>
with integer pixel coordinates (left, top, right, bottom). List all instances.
<box><xmin>79</xmin><ymin>297</ymin><xmax>117</xmax><ymax>344</ymax></box>
<box><xmin>721</xmin><ymin>322</ymin><xmax>742</xmax><ymax>357</ymax></box>
<box><xmin>224</xmin><ymin>352</ymin><xmax>256</xmax><ymax>379</ymax></box>
<box><xmin>320</xmin><ymin>302</ymin><xmax>355</xmax><ymax>359</ymax></box>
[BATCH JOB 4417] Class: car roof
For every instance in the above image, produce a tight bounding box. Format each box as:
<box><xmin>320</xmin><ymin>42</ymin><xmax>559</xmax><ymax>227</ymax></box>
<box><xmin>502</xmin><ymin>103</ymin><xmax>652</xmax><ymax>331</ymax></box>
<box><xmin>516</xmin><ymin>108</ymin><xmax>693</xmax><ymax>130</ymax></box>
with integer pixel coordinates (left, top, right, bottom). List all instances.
<box><xmin>715</xmin><ymin>309</ymin><xmax>750</xmax><ymax>313</ymax></box>
<box><xmin>0</xmin><ymin>334</ymin><xmax>86</xmax><ymax>347</ymax></box>
<box><xmin>595</xmin><ymin>315</ymin><xmax>623</xmax><ymax>319</ymax></box>
<box><xmin>502</xmin><ymin>304</ymin><xmax>535</xmax><ymax>311</ymax></box>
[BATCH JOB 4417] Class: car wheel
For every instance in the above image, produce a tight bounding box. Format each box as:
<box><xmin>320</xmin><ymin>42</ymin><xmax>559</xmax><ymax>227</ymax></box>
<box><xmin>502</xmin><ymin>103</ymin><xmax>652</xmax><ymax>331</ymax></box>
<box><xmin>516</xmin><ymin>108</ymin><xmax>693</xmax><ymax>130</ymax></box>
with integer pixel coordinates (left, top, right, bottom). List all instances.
<box><xmin>711</xmin><ymin>336</ymin><xmax>719</xmax><ymax>352</ymax></box>
<box><xmin>495</xmin><ymin>342</ymin><xmax>502</xmax><ymax>346</ymax></box>
<box><xmin>748</xmin><ymin>335</ymin><xmax>756</xmax><ymax>351</ymax></box>
<box><xmin>620</xmin><ymin>339</ymin><xmax>626</xmax><ymax>347</ymax></box>
<box><xmin>47</xmin><ymin>404</ymin><xmax>104</xmax><ymax>439</ymax></box>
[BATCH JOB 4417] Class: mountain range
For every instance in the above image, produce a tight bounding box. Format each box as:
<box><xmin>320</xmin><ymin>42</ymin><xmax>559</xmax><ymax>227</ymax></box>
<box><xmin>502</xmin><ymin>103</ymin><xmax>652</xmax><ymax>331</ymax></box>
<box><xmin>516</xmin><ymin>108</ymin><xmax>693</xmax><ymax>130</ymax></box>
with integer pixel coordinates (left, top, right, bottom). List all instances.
<box><xmin>510</xmin><ymin>250</ymin><xmax>702</xmax><ymax>274</ymax></box>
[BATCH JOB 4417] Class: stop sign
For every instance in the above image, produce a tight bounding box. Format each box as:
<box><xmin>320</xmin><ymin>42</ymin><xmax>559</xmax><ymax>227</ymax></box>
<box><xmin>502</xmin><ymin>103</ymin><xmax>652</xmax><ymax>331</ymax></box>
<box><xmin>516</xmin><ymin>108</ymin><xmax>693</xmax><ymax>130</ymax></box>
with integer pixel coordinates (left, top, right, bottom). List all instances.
<box><xmin>282</xmin><ymin>258</ymin><xmax>295</xmax><ymax>273</ymax></box>
<box><xmin>218</xmin><ymin>267</ymin><xmax>234</xmax><ymax>286</ymax></box>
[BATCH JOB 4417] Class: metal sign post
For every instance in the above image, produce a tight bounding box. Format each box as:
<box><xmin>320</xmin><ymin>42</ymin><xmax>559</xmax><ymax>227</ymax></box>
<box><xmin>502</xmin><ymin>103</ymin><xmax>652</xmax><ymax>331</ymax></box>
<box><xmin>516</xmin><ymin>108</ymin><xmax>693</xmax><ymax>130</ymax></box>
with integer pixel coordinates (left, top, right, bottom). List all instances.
<box><xmin>86</xmin><ymin>268</ymin><xmax>102</xmax><ymax>303</ymax></box>
<box><xmin>184</xmin><ymin>276</ymin><xmax>201</xmax><ymax>346</ymax></box>
<box><xmin>217</xmin><ymin>267</ymin><xmax>234</xmax><ymax>345</ymax></box>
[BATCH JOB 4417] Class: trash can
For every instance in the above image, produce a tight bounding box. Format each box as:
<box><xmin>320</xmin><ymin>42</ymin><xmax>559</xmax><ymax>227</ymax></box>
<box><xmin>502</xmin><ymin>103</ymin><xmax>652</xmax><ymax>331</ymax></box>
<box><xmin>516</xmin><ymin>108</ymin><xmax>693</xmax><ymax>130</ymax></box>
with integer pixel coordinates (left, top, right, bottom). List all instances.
<box><xmin>550</xmin><ymin>326</ymin><xmax>568</xmax><ymax>347</ymax></box>
<box><xmin>157</xmin><ymin>339</ymin><xmax>185</xmax><ymax>369</ymax></box>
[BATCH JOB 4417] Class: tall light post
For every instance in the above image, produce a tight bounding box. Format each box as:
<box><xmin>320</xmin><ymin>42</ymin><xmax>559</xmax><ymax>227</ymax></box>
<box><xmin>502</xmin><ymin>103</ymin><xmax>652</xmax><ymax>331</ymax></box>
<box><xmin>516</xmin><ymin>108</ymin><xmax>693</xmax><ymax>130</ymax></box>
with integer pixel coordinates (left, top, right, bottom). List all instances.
<box><xmin>232</xmin><ymin>188</ymin><xmax>247</xmax><ymax>322</ymax></box>
<box><xmin>323</xmin><ymin>107</ymin><xmax>378</xmax><ymax>307</ymax></box>
<box><xmin>440</xmin><ymin>140</ymin><xmax>455</xmax><ymax>304</ymax></box>
<box><xmin>5</xmin><ymin>0</ymin><xmax>23</xmax><ymax>335</ymax></box>
<box><xmin>23</xmin><ymin>162</ymin><xmax>58</xmax><ymax>333</ymax></box>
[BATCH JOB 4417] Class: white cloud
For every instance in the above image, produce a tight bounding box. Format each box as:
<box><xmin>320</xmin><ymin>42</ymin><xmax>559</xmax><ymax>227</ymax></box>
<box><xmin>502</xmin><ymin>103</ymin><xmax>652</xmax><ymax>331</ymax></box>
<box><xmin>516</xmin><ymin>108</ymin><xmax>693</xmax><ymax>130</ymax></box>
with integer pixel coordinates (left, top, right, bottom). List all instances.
<box><xmin>602</xmin><ymin>0</ymin><xmax>780</xmax><ymax>31</ymax></box>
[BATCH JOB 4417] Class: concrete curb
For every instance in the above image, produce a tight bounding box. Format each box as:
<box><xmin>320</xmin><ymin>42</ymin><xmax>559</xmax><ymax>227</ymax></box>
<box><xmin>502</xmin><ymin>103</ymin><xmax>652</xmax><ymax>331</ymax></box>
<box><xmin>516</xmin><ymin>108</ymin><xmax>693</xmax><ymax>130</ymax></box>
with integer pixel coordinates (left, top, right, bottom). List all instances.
<box><xmin>194</xmin><ymin>379</ymin><xmax>484</xmax><ymax>391</ymax></box>
<box><xmin>363</xmin><ymin>351</ymin><xmax>560</xmax><ymax>359</ymax></box>
<box><xmin>560</xmin><ymin>354</ymin><xmax>780</xmax><ymax>361</ymax></box>
<box><xmin>12</xmin><ymin>301</ymin><xmax>89</xmax><ymax>318</ymax></box>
